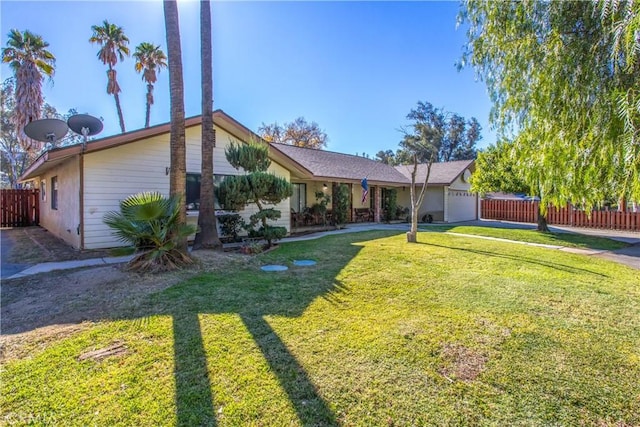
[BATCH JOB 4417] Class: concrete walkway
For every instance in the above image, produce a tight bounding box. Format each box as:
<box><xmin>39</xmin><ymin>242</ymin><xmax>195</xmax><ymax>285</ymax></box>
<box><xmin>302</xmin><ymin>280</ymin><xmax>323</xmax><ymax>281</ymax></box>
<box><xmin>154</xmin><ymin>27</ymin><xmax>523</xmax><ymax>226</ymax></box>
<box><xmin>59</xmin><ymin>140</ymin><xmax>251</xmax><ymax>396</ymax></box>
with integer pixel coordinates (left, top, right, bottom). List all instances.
<box><xmin>4</xmin><ymin>221</ymin><xmax>639</xmax><ymax>279</ymax></box>
<box><xmin>6</xmin><ymin>255</ymin><xmax>134</xmax><ymax>280</ymax></box>
<box><xmin>451</xmin><ymin>219</ymin><xmax>640</xmax><ymax>270</ymax></box>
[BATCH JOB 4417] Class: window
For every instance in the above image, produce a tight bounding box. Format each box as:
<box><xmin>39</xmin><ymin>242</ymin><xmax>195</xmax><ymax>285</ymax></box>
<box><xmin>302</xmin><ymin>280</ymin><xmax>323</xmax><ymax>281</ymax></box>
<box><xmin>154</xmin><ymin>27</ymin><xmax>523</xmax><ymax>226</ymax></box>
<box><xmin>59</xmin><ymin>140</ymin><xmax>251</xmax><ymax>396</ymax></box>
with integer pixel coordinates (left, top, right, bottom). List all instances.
<box><xmin>186</xmin><ymin>173</ymin><xmax>201</xmax><ymax>209</ymax></box>
<box><xmin>291</xmin><ymin>183</ymin><xmax>307</xmax><ymax>212</ymax></box>
<box><xmin>41</xmin><ymin>180</ymin><xmax>46</xmax><ymax>201</ymax></box>
<box><xmin>186</xmin><ymin>173</ymin><xmax>229</xmax><ymax>210</ymax></box>
<box><xmin>51</xmin><ymin>176</ymin><xmax>58</xmax><ymax>210</ymax></box>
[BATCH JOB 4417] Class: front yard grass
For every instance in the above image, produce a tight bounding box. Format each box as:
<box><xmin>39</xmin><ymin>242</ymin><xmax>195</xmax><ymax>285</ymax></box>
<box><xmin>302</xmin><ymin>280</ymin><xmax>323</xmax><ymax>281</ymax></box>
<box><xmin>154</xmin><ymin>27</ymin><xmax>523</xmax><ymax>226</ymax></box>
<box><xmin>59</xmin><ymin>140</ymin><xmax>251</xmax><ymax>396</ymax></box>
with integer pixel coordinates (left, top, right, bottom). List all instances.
<box><xmin>422</xmin><ymin>224</ymin><xmax>630</xmax><ymax>250</ymax></box>
<box><xmin>2</xmin><ymin>230</ymin><xmax>639</xmax><ymax>426</ymax></box>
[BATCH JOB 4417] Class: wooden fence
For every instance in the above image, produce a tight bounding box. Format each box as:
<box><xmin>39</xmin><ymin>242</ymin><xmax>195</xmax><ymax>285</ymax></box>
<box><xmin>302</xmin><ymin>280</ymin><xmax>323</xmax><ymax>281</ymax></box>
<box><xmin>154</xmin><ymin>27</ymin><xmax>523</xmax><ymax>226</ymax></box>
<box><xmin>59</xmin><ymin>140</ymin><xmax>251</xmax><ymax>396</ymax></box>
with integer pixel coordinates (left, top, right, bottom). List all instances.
<box><xmin>1</xmin><ymin>189</ymin><xmax>39</xmax><ymax>227</ymax></box>
<box><xmin>481</xmin><ymin>199</ymin><xmax>640</xmax><ymax>232</ymax></box>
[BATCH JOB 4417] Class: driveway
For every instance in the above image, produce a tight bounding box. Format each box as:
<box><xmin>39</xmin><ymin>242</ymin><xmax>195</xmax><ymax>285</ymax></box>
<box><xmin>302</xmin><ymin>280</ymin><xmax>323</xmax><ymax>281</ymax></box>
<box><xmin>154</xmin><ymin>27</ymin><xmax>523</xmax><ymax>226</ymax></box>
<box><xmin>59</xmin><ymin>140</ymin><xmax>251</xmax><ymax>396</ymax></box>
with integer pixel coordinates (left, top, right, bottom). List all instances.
<box><xmin>1</xmin><ymin>229</ymin><xmax>31</xmax><ymax>279</ymax></box>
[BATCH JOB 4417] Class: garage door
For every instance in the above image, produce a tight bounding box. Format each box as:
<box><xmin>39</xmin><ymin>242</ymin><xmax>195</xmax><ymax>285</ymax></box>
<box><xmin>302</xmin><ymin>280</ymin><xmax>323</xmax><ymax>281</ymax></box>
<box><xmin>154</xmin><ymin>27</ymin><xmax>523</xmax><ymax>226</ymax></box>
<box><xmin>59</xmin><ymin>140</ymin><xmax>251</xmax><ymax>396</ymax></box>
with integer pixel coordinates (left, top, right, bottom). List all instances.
<box><xmin>447</xmin><ymin>190</ymin><xmax>477</xmax><ymax>222</ymax></box>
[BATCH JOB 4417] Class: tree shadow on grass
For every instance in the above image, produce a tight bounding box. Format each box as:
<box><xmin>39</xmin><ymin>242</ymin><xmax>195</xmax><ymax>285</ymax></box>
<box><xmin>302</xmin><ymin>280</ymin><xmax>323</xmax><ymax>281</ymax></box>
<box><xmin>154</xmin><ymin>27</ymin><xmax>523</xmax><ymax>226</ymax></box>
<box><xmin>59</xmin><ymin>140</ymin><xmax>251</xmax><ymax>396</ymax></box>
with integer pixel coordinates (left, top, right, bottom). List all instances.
<box><xmin>240</xmin><ymin>314</ymin><xmax>335</xmax><ymax>424</ymax></box>
<box><xmin>0</xmin><ymin>230</ymin><xmax>395</xmax><ymax>425</ymax></box>
<box><xmin>142</xmin><ymin>231</ymin><xmax>400</xmax><ymax>425</ymax></box>
<box><xmin>417</xmin><ymin>240</ymin><xmax>608</xmax><ymax>277</ymax></box>
<box><xmin>155</xmin><ymin>236</ymin><xmax>370</xmax><ymax>425</ymax></box>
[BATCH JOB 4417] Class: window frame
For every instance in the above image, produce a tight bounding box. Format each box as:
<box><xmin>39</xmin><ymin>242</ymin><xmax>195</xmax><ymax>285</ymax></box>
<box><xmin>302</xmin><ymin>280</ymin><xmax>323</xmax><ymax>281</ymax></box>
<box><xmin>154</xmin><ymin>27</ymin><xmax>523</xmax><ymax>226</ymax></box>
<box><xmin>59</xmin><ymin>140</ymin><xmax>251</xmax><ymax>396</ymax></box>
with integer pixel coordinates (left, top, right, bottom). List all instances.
<box><xmin>291</xmin><ymin>183</ymin><xmax>307</xmax><ymax>213</ymax></box>
<box><xmin>51</xmin><ymin>176</ymin><xmax>58</xmax><ymax>210</ymax></box>
<box><xmin>185</xmin><ymin>173</ymin><xmax>231</xmax><ymax>211</ymax></box>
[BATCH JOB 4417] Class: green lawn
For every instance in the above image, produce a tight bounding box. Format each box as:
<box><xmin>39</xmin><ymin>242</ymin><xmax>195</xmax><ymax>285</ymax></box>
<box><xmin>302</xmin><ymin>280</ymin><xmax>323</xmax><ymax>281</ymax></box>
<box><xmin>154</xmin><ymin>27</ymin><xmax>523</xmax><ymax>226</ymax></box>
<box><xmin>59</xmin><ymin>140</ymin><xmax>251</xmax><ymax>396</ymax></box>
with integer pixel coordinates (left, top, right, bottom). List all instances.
<box><xmin>2</xmin><ymin>231</ymin><xmax>639</xmax><ymax>426</ymax></box>
<box><xmin>421</xmin><ymin>225</ymin><xmax>629</xmax><ymax>250</ymax></box>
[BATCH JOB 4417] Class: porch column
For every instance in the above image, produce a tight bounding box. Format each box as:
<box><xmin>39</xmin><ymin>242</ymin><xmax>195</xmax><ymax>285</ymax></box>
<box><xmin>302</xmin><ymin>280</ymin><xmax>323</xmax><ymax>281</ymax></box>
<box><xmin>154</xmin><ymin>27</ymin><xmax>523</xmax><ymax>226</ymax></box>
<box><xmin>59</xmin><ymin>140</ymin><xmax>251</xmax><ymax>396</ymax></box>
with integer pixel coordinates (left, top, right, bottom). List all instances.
<box><xmin>374</xmin><ymin>186</ymin><xmax>382</xmax><ymax>222</ymax></box>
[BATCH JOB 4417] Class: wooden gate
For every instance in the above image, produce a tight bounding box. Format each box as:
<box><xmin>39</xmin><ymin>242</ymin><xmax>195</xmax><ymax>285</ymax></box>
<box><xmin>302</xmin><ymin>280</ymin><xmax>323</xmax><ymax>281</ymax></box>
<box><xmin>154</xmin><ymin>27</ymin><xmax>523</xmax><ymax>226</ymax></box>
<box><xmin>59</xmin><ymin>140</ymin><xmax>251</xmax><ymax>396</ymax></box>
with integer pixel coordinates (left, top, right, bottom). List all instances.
<box><xmin>1</xmin><ymin>189</ymin><xmax>39</xmax><ymax>227</ymax></box>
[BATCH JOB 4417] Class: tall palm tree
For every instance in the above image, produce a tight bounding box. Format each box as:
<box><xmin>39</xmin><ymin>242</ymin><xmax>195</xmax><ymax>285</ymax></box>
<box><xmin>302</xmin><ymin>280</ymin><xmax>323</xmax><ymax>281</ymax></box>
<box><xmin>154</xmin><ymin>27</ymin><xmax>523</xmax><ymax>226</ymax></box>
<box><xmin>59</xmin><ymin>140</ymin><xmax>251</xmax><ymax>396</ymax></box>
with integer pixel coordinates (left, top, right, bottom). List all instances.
<box><xmin>89</xmin><ymin>20</ymin><xmax>129</xmax><ymax>133</ymax></box>
<box><xmin>193</xmin><ymin>0</ymin><xmax>222</xmax><ymax>249</ymax></box>
<box><xmin>133</xmin><ymin>42</ymin><xmax>167</xmax><ymax>128</ymax></box>
<box><xmin>1</xmin><ymin>29</ymin><xmax>55</xmax><ymax>154</ymax></box>
<box><xmin>164</xmin><ymin>0</ymin><xmax>188</xmax><ymax>253</ymax></box>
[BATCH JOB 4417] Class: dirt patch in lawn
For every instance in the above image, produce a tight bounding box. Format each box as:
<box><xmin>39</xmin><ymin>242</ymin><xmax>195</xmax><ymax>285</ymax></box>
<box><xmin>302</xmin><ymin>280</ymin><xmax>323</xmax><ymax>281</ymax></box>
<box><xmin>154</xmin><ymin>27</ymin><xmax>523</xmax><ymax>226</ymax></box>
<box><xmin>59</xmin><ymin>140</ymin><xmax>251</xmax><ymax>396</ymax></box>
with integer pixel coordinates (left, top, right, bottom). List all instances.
<box><xmin>0</xmin><ymin>250</ymin><xmax>251</xmax><ymax>362</ymax></box>
<box><xmin>439</xmin><ymin>342</ymin><xmax>488</xmax><ymax>382</ymax></box>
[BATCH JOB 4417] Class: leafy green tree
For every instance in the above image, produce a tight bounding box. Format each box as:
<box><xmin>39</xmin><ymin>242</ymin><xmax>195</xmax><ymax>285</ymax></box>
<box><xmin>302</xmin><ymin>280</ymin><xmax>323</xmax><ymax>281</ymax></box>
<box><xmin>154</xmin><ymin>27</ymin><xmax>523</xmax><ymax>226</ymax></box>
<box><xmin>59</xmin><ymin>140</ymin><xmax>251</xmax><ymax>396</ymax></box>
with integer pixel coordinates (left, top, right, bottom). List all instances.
<box><xmin>0</xmin><ymin>79</ymin><xmax>23</xmax><ymax>188</ymax></box>
<box><xmin>460</xmin><ymin>0</ymin><xmax>639</xmax><ymax>210</ymax></box>
<box><xmin>331</xmin><ymin>183</ymin><xmax>350</xmax><ymax>229</ymax></box>
<box><xmin>104</xmin><ymin>192</ymin><xmax>196</xmax><ymax>272</ymax></box>
<box><xmin>164</xmin><ymin>0</ymin><xmax>188</xmax><ymax>253</ymax></box>
<box><xmin>375</xmin><ymin>149</ymin><xmax>396</xmax><ymax>165</ymax></box>
<box><xmin>471</xmin><ymin>140</ymin><xmax>550</xmax><ymax>231</ymax></box>
<box><xmin>2</xmin><ymin>29</ymin><xmax>55</xmax><ymax>155</ymax></box>
<box><xmin>395</xmin><ymin>110</ymin><xmax>480</xmax><ymax>163</ymax></box>
<box><xmin>216</xmin><ymin>140</ymin><xmax>292</xmax><ymax>247</ymax></box>
<box><xmin>193</xmin><ymin>0</ymin><xmax>221</xmax><ymax>250</ymax></box>
<box><xmin>133</xmin><ymin>42</ymin><xmax>167</xmax><ymax>128</ymax></box>
<box><xmin>470</xmin><ymin>141</ymin><xmax>527</xmax><ymax>196</ymax></box>
<box><xmin>89</xmin><ymin>20</ymin><xmax>129</xmax><ymax>133</ymax></box>
<box><xmin>259</xmin><ymin>117</ymin><xmax>328</xmax><ymax>149</ymax></box>
<box><xmin>382</xmin><ymin>188</ymin><xmax>398</xmax><ymax>222</ymax></box>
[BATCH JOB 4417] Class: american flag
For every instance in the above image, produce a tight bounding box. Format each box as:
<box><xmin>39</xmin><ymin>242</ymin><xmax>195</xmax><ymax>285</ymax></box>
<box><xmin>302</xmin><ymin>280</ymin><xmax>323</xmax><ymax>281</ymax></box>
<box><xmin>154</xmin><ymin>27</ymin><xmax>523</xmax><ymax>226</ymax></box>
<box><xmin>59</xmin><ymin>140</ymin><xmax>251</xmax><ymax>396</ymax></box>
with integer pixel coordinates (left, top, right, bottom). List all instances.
<box><xmin>361</xmin><ymin>178</ymin><xmax>369</xmax><ymax>204</ymax></box>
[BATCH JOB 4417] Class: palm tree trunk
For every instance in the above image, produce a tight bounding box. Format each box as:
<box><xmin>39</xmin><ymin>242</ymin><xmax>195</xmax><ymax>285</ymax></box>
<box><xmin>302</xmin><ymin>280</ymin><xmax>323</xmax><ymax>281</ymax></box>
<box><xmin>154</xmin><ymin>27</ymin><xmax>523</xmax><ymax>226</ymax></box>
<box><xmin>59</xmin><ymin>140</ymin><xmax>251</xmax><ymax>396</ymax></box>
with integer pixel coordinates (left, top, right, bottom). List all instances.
<box><xmin>164</xmin><ymin>0</ymin><xmax>188</xmax><ymax>252</ymax></box>
<box><xmin>193</xmin><ymin>0</ymin><xmax>221</xmax><ymax>250</ymax></box>
<box><xmin>145</xmin><ymin>83</ymin><xmax>152</xmax><ymax>128</ymax></box>
<box><xmin>113</xmin><ymin>91</ymin><xmax>126</xmax><ymax>133</ymax></box>
<box><xmin>107</xmin><ymin>64</ymin><xmax>126</xmax><ymax>133</ymax></box>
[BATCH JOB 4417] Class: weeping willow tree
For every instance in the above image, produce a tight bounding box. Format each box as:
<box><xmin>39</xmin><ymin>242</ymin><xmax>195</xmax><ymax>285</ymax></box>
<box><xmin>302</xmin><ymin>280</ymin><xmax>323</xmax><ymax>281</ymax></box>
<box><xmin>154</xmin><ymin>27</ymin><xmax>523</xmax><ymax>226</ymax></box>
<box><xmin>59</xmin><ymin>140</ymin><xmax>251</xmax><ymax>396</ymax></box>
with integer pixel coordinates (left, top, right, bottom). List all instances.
<box><xmin>216</xmin><ymin>140</ymin><xmax>292</xmax><ymax>247</ymax></box>
<box><xmin>460</xmin><ymin>0</ymin><xmax>640</xmax><ymax>212</ymax></box>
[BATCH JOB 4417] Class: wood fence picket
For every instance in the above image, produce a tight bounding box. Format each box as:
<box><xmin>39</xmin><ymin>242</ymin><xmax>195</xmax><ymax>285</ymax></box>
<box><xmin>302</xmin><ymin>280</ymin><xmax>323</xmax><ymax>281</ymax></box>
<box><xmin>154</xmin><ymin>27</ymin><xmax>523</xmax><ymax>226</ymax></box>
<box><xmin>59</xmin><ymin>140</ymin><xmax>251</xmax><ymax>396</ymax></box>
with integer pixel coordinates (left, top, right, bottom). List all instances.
<box><xmin>481</xmin><ymin>199</ymin><xmax>640</xmax><ymax>232</ymax></box>
<box><xmin>1</xmin><ymin>189</ymin><xmax>39</xmax><ymax>227</ymax></box>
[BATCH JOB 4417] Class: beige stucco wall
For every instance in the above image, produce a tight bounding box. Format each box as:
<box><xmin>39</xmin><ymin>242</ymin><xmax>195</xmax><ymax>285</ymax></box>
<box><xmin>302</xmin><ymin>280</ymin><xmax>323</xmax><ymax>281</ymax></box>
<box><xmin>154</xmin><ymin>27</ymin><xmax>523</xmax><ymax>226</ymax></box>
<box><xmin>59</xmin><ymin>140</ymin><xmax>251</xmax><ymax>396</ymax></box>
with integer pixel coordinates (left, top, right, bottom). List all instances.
<box><xmin>397</xmin><ymin>186</ymin><xmax>445</xmax><ymax>221</ymax></box>
<box><xmin>186</xmin><ymin>126</ymin><xmax>291</xmax><ymax>234</ymax></box>
<box><xmin>445</xmin><ymin>169</ymin><xmax>477</xmax><ymax>222</ymax></box>
<box><xmin>352</xmin><ymin>183</ymin><xmax>373</xmax><ymax>210</ymax></box>
<box><xmin>394</xmin><ymin>169</ymin><xmax>476</xmax><ymax>223</ymax></box>
<box><xmin>83</xmin><ymin>124</ymin><xmax>290</xmax><ymax>249</ymax></box>
<box><xmin>290</xmin><ymin>180</ymin><xmax>332</xmax><ymax>211</ymax></box>
<box><xmin>448</xmin><ymin>172</ymin><xmax>472</xmax><ymax>191</ymax></box>
<box><xmin>36</xmin><ymin>157</ymin><xmax>81</xmax><ymax>248</ymax></box>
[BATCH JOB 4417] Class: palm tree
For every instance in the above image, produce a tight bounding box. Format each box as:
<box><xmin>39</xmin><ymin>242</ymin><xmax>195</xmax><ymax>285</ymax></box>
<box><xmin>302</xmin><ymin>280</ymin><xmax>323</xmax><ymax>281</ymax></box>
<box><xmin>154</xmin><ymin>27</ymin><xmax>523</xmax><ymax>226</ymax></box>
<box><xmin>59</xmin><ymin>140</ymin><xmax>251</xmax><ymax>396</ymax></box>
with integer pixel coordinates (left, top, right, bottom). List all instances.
<box><xmin>1</xmin><ymin>29</ymin><xmax>55</xmax><ymax>154</ymax></box>
<box><xmin>164</xmin><ymin>0</ymin><xmax>188</xmax><ymax>253</ymax></box>
<box><xmin>89</xmin><ymin>20</ymin><xmax>129</xmax><ymax>133</ymax></box>
<box><xmin>193</xmin><ymin>0</ymin><xmax>222</xmax><ymax>250</ymax></box>
<box><xmin>103</xmin><ymin>192</ymin><xmax>196</xmax><ymax>272</ymax></box>
<box><xmin>133</xmin><ymin>42</ymin><xmax>167</xmax><ymax>128</ymax></box>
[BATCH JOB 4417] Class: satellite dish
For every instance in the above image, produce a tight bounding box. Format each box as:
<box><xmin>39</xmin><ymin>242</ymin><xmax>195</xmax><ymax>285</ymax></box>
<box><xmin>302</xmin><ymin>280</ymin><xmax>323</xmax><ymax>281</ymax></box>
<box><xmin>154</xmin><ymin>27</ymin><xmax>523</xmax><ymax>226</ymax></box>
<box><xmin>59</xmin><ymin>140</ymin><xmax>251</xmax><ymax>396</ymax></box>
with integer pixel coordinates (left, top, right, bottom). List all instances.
<box><xmin>67</xmin><ymin>114</ymin><xmax>103</xmax><ymax>138</ymax></box>
<box><xmin>24</xmin><ymin>119</ymin><xmax>69</xmax><ymax>143</ymax></box>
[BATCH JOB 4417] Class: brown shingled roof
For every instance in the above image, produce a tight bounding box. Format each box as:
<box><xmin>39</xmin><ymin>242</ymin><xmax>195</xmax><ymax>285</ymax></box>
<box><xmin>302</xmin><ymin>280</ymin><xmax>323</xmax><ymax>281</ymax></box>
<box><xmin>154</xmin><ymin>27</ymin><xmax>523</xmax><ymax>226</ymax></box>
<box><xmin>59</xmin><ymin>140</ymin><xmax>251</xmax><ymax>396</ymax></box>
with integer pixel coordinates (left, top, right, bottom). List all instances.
<box><xmin>395</xmin><ymin>159</ymin><xmax>474</xmax><ymax>185</ymax></box>
<box><xmin>269</xmin><ymin>143</ymin><xmax>410</xmax><ymax>185</ymax></box>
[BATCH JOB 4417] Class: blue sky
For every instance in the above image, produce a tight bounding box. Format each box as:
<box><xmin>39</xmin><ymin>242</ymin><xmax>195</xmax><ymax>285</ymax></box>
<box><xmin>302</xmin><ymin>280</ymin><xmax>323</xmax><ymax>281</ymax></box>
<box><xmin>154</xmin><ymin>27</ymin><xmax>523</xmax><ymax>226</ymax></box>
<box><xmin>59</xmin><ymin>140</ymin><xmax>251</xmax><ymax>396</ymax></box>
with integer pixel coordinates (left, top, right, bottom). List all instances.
<box><xmin>1</xmin><ymin>1</ymin><xmax>495</xmax><ymax>156</ymax></box>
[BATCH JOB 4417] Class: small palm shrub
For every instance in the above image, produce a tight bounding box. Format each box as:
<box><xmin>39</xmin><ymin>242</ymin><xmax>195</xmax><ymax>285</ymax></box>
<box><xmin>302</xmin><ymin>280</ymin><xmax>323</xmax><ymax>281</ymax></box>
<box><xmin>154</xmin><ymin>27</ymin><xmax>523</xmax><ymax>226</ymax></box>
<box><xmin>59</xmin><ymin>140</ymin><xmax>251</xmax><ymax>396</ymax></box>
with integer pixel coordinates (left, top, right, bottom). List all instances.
<box><xmin>103</xmin><ymin>192</ymin><xmax>196</xmax><ymax>272</ymax></box>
